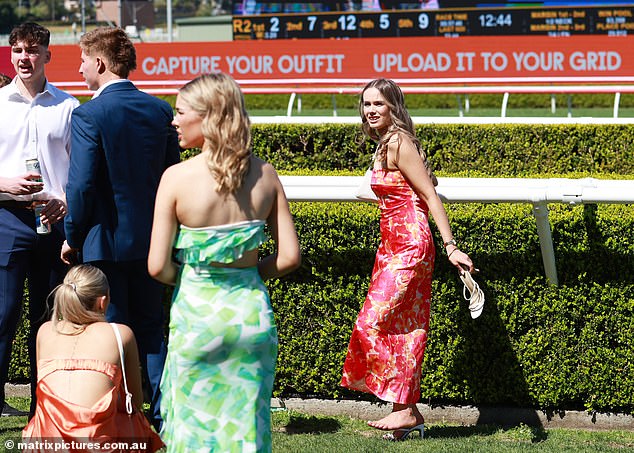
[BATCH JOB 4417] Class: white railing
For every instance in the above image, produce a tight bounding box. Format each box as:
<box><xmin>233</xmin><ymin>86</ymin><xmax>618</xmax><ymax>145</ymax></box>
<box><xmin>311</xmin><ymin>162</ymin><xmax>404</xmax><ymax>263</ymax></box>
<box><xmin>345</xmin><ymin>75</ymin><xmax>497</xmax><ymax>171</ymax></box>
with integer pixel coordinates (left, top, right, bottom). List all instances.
<box><xmin>279</xmin><ymin>176</ymin><xmax>634</xmax><ymax>286</ymax></box>
<box><xmin>251</xmin><ymin>116</ymin><xmax>634</xmax><ymax>125</ymax></box>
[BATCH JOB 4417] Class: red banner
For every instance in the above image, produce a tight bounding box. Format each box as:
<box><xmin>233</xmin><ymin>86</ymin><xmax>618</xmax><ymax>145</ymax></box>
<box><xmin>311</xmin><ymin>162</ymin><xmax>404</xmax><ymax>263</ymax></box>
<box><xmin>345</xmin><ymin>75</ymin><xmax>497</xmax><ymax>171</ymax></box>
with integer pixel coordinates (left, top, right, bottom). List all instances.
<box><xmin>0</xmin><ymin>46</ymin><xmax>10</xmax><ymax>78</ymax></box>
<box><xmin>2</xmin><ymin>35</ymin><xmax>633</xmax><ymax>84</ymax></box>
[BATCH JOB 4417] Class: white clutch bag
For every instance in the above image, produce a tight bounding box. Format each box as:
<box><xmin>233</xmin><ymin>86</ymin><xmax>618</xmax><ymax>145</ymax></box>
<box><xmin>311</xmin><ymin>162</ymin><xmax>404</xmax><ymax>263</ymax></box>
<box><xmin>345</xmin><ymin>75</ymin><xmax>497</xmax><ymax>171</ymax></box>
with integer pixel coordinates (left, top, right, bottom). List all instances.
<box><xmin>355</xmin><ymin>168</ymin><xmax>378</xmax><ymax>203</ymax></box>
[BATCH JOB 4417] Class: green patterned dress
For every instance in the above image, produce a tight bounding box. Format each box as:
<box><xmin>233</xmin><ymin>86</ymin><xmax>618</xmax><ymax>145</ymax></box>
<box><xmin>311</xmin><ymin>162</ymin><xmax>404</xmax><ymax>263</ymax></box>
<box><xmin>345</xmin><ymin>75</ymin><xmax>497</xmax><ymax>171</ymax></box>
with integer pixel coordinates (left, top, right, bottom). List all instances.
<box><xmin>160</xmin><ymin>220</ymin><xmax>277</xmax><ymax>453</ymax></box>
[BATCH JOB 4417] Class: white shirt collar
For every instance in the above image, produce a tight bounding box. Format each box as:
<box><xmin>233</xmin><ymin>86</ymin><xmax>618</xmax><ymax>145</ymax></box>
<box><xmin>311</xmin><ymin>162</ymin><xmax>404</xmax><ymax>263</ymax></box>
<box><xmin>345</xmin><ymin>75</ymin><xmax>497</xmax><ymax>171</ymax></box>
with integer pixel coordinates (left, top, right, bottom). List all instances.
<box><xmin>92</xmin><ymin>79</ymin><xmax>128</xmax><ymax>99</ymax></box>
<box><xmin>5</xmin><ymin>78</ymin><xmax>54</xmax><ymax>102</ymax></box>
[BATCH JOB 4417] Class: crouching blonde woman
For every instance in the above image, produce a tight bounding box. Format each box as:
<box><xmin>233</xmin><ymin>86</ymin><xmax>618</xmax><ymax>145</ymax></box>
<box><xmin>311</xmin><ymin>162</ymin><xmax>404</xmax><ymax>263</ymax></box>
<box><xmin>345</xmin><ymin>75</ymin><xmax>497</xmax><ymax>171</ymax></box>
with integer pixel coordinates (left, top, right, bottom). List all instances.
<box><xmin>23</xmin><ymin>264</ymin><xmax>163</xmax><ymax>452</ymax></box>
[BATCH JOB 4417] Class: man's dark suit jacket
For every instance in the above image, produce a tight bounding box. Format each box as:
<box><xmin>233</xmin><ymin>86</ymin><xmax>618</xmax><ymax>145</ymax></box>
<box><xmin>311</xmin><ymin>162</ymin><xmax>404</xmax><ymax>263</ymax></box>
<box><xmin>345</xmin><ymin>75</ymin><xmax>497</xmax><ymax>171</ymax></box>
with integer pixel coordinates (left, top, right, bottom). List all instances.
<box><xmin>65</xmin><ymin>80</ymin><xmax>180</xmax><ymax>261</ymax></box>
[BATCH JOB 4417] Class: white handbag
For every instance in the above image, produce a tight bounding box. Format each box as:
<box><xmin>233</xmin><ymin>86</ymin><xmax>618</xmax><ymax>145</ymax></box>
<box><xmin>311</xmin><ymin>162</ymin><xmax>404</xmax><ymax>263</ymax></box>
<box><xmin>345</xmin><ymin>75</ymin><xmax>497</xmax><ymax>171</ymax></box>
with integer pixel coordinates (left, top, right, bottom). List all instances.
<box><xmin>356</xmin><ymin>147</ymin><xmax>379</xmax><ymax>203</ymax></box>
<box><xmin>355</xmin><ymin>168</ymin><xmax>378</xmax><ymax>203</ymax></box>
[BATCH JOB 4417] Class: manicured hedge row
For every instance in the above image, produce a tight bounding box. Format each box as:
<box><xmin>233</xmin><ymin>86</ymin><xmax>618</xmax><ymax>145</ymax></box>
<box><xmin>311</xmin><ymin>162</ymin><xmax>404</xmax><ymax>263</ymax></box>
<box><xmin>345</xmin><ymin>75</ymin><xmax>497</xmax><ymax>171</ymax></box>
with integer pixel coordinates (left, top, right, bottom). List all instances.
<box><xmin>10</xmin><ymin>123</ymin><xmax>634</xmax><ymax>415</ymax></box>
<box><xmin>252</xmin><ymin>124</ymin><xmax>634</xmax><ymax>176</ymax></box>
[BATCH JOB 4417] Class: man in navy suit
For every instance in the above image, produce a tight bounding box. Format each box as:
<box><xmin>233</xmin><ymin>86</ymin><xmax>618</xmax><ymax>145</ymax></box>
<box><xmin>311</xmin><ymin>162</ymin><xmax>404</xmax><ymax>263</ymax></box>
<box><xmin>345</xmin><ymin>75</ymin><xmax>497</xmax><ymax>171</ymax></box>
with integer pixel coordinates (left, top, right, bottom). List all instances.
<box><xmin>62</xmin><ymin>27</ymin><xmax>180</xmax><ymax>430</ymax></box>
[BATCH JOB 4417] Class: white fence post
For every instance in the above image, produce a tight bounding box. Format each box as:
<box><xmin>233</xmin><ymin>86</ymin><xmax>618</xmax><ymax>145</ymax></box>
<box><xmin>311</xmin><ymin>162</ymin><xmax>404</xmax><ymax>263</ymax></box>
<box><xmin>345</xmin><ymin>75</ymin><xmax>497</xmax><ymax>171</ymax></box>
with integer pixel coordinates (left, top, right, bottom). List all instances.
<box><xmin>532</xmin><ymin>201</ymin><xmax>558</xmax><ymax>286</ymax></box>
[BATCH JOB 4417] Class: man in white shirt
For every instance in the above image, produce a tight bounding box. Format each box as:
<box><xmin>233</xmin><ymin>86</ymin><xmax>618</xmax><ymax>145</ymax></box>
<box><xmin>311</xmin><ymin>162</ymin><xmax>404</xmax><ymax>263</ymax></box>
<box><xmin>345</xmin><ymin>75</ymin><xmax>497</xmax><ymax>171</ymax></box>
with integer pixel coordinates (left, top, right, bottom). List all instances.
<box><xmin>0</xmin><ymin>22</ymin><xmax>79</xmax><ymax>417</ymax></box>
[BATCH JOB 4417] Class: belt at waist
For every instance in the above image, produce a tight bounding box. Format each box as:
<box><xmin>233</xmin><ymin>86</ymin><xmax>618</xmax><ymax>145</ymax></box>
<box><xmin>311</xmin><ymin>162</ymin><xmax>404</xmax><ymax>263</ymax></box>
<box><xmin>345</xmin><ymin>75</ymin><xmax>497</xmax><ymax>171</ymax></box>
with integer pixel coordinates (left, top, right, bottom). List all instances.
<box><xmin>0</xmin><ymin>200</ymin><xmax>33</xmax><ymax>210</ymax></box>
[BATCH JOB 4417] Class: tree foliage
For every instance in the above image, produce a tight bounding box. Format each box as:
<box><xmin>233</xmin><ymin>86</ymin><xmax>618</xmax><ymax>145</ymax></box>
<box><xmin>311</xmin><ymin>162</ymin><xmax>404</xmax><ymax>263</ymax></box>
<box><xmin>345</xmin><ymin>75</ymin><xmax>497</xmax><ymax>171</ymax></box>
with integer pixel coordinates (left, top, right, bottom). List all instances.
<box><xmin>0</xmin><ymin>0</ymin><xmax>19</xmax><ymax>34</ymax></box>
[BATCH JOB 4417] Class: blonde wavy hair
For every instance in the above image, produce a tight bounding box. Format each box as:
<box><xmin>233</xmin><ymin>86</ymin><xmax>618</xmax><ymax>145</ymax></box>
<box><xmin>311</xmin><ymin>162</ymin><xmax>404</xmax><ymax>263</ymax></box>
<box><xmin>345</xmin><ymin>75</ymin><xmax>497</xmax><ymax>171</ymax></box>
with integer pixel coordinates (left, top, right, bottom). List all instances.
<box><xmin>50</xmin><ymin>265</ymin><xmax>109</xmax><ymax>334</ymax></box>
<box><xmin>178</xmin><ymin>73</ymin><xmax>252</xmax><ymax>194</ymax></box>
<box><xmin>359</xmin><ymin>78</ymin><xmax>437</xmax><ymax>186</ymax></box>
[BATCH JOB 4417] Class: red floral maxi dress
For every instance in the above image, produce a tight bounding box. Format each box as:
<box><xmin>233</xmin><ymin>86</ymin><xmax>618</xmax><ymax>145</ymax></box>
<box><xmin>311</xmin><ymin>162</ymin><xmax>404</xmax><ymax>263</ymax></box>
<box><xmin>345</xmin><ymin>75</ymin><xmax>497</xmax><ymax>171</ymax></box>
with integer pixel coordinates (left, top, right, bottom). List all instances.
<box><xmin>341</xmin><ymin>163</ymin><xmax>434</xmax><ymax>404</ymax></box>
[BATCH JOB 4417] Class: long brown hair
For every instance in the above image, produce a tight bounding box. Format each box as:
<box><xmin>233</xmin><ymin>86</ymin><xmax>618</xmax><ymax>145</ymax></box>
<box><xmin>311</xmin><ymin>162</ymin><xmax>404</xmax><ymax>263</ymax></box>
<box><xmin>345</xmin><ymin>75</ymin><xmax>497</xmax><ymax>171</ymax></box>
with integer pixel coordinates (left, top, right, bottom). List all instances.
<box><xmin>359</xmin><ymin>78</ymin><xmax>437</xmax><ymax>185</ymax></box>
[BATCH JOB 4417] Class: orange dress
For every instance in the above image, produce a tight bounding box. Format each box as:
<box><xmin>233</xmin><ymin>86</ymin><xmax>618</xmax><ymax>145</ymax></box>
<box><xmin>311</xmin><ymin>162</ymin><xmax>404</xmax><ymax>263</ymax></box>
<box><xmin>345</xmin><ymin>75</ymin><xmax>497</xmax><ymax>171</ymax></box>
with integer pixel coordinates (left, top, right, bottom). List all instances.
<box><xmin>341</xmin><ymin>165</ymin><xmax>434</xmax><ymax>404</ymax></box>
<box><xmin>22</xmin><ymin>358</ymin><xmax>164</xmax><ymax>453</ymax></box>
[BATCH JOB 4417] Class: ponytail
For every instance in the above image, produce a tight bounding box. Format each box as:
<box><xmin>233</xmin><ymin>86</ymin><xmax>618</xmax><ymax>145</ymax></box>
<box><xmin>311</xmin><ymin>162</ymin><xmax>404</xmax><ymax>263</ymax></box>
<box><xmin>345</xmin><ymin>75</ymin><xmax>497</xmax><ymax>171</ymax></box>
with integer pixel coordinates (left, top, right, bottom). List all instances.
<box><xmin>51</xmin><ymin>265</ymin><xmax>109</xmax><ymax>333</ymax></box>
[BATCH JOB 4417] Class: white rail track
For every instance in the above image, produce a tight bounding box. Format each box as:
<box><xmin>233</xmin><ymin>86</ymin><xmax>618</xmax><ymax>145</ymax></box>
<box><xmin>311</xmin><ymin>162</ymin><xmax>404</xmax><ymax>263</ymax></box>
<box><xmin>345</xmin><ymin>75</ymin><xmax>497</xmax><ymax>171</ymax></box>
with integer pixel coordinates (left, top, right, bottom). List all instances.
<box><xmin>280</xmin><ymin>176</ymin><xmax>634</xmax><ymax>286</ymax></box>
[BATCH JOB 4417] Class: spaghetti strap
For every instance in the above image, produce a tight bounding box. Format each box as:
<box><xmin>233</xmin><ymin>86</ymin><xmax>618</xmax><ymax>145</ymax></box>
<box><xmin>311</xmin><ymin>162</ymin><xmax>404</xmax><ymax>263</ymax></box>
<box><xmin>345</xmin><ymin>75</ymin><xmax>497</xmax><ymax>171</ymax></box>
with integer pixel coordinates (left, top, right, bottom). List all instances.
<box><xmin>110</xmin><ymin>323</ymin><xmax>133</xmax><ymax>415</ymax></box>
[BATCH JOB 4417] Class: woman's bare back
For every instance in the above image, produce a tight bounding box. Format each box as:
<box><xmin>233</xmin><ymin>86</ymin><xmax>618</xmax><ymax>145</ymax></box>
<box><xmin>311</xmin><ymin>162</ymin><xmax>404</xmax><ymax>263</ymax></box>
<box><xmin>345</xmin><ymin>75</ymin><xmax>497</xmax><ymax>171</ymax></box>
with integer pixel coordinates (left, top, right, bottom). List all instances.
<box><xmin>36</xmin><ymin>321</ymin><xmax>121</xmax><ymax>408</ymax></box>
<box><xmin>173</xmin><ymin>154</ymin><xmax>277</xmax><ymax>228</ymax></box>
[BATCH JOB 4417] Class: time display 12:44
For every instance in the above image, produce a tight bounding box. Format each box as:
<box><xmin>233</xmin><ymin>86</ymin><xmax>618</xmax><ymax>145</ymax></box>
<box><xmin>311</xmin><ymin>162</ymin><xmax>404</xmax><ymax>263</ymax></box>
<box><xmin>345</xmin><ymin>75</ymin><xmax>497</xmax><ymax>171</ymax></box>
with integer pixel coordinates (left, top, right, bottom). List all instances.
<box><xmin>478</xmin><ymin>13</ymin><xmax>513</xmax><ymax>28</ymax></box>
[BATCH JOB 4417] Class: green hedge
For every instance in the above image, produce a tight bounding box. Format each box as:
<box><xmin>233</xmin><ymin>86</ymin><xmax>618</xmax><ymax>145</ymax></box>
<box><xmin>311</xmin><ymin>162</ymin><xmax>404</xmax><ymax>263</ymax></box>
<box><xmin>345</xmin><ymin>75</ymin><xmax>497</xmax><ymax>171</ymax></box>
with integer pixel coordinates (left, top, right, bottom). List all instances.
<box><xmin>11</xmin><ymin>124</ymin><xmax>634</xmax><ymax>414</ymax></box>
<box><xmin>252</xmin><ymin>124</ymin><xmax>634</xmax><ymax>176</ymax></box>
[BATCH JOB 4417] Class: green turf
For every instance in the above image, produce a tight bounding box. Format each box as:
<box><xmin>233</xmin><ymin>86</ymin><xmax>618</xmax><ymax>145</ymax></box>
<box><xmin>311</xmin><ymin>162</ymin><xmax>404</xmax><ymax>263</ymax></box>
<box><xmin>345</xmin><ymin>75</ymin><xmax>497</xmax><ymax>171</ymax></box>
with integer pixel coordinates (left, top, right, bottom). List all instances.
<box><xmin>3</xmin><ymin>398</ymin><xmax>633</xmax><ymax>452</ymax></box>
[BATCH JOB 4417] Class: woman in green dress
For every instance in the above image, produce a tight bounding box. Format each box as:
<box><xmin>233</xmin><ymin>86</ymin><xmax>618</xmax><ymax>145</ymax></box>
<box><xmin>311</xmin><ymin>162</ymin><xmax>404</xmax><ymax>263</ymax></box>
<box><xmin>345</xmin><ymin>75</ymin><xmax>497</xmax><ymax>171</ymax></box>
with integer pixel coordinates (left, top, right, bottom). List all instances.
<box><xmin>148</xmin><ymin>73</ymin><xmax>301</xmax><ymax>452</ymax></box>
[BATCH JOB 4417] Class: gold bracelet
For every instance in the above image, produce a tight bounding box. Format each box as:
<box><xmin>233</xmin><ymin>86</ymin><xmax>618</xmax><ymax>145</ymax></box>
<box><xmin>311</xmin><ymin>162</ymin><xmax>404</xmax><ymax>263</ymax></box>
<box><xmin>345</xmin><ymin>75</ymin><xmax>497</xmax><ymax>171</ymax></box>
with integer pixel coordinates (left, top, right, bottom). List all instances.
<box><xmin>444</xmin><ymin>238</ymin><xmax>457</xmax><ymax>248</ymax></box>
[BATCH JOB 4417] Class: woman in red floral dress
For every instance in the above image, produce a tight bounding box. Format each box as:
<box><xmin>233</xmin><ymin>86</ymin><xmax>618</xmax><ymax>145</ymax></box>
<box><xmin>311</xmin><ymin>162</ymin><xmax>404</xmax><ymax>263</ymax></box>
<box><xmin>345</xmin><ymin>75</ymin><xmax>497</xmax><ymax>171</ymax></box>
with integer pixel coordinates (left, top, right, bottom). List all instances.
<box><xmin>341</xmin><ymin>79</ymin><xmax>475</xmax><ymax>440</ymax></box>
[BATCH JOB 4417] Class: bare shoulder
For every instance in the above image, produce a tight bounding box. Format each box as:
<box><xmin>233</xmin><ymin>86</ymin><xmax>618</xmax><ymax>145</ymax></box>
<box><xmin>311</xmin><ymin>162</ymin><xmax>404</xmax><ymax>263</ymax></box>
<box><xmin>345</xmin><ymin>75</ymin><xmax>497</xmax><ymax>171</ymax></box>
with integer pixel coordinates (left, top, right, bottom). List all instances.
<box><xmin>251</xmin><ymin>155</ymin><xmax>274</xmax><ymax>171</ymax></box>
<box><xmin>157</xmin><ymin>160</ymin><xmax>196</xmax><ymax>197</ymax></box>
<box><xmin>387</xmin><ymin>131</ymin><xmax>413</xmax><ymax>147</ymax></box>
<box><xmin>36</xmin><ymin>321</ymin><xmax>55</xmax><ymax>340</ymax></box>
<box><xmin>251</xmin><ymin>156</ymin><xmax>280</xmax><ymax>181</ymax></box>
<box><xmin>162</xmin><ymin>159</ymin><xmax>188</xmax><ymax>179</ymax></box>
<box><xmin>169</xmin><ymin>154</ymin><xmax>212</xmax><ymax>181</ymax></box>
<box><xmin>387</xmin><ymin>131</ymin><xmax>402</xmax><ymax>144</ymax></box>
<box><xmin>109</xmin><ymin>322</ymin><xmax>135</xmax><ymax>341</ymax></box>
<box><xmin>86</xmin><ymin>322</ymin><xmax>133</xmax><ymax>343</ymax></box>
<box><xmin>388</xmin><ymin>131</ymin><xmax>417</xmax><ymax>155</ymax></box>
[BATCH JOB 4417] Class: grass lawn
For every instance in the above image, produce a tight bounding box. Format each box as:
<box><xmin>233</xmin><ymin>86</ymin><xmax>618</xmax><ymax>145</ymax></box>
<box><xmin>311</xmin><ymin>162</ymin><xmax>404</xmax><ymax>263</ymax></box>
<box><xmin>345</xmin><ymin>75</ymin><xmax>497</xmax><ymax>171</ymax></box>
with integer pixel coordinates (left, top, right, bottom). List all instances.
<box><xmin>0</xmin><ymin>397</ymin><xmax>30</xmax><ymax>448</ymax></box>
<box><xmin>271</xmin><ymin>410</ymin><xmax>634</xmax><ymax>452</ymax></box>
<box><xmin>3</xmin><ymin>397</ymin><xmax>633</xmax><ymax>452</ymax></box>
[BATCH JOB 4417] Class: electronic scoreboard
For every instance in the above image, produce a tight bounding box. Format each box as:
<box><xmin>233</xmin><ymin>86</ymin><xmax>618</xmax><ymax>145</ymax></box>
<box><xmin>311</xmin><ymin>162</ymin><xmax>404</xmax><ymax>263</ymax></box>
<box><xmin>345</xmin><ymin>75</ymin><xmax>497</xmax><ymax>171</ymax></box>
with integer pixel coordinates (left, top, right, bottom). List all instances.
<box><xmin>232</xmin><ymin>3</ymin><xmax>634</xmax><ymax>40</ymax></box>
